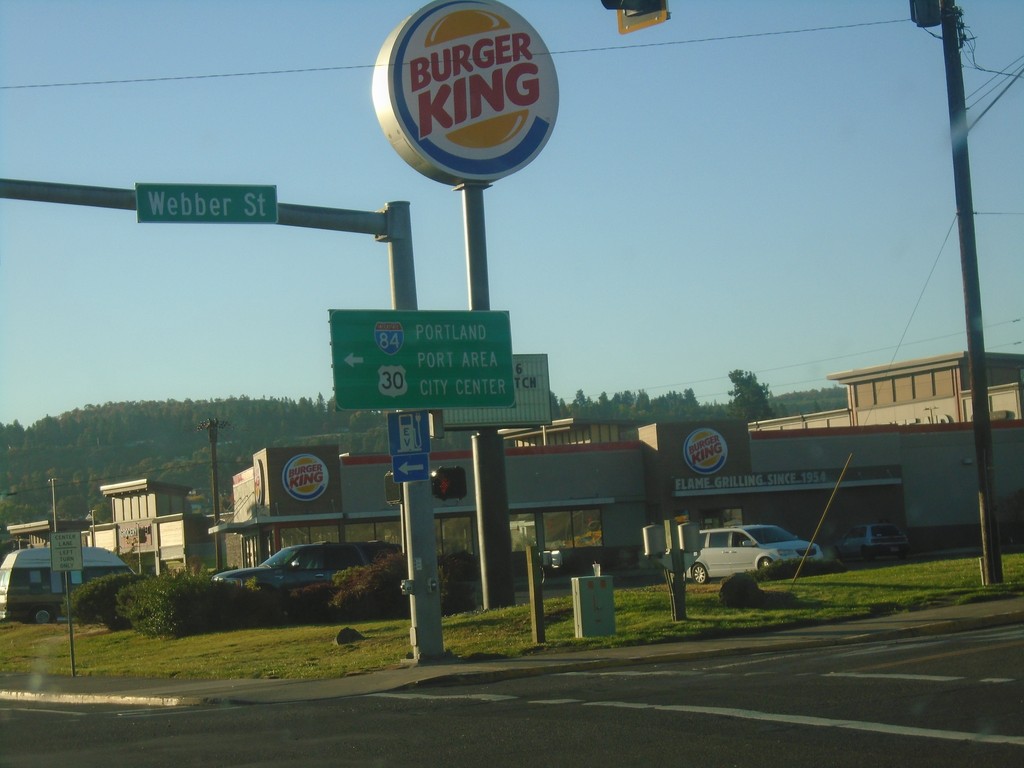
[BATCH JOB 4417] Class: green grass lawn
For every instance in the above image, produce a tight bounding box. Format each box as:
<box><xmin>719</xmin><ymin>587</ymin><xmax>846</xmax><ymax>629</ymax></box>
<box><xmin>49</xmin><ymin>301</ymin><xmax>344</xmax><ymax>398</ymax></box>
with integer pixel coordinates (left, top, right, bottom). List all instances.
<box><xmin>2</xmin><ymin>554</ymin><xmax>1021</xmax><ymax>680</ymax></box>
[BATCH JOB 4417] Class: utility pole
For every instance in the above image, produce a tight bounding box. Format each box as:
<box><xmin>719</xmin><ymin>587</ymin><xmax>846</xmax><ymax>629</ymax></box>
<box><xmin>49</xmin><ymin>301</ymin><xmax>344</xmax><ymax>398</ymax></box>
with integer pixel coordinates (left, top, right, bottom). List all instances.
<box><xmin>197</xmin><ymin>418</ymin><xmax>226</xmax><ymax>571</ymax></box>
<box><xmin>49</xmin><ymin>477</ymin><xmax>58</xmax><ymax>535</ymax></box>
<box><xmin>929</xmin><ymin>1</ymin><xmax>1002</xmax><ymax>583</ymax></box>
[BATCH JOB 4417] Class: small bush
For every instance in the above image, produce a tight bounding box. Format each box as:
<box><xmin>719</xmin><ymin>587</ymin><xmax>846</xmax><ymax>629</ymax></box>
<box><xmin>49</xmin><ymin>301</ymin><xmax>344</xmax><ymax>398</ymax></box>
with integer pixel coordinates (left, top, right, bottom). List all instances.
<box><xmin>753</xmin><ymin>557</ymin><xmax>847</xmax><ymax>582</ymax></box>
<box><xmin>438</xmin><ymin>551</ymin><xmax>478</xmax><ymax>615</ymax></box>
<box><xmin>218</xmin><ymin>583</ymin><xmax>286</xmax><ymax>630</ymax></box>
<box><xmin>72</xmin><ymin>572</ymin><xmax>145</xmax><ymax>630</ymax></box>
<box><xmin>116</xmin><ymin>571</ymin><xmax>284</xmax><ymax>637</ymax></box>
<box><xmin>331</xmin><ymin>551</ymin><xmax>409</xmax><ymax>621</ymax></box>
<box><xmin>284</xmin><ymin>582</ymin><xmax>338</xmax><ymax>625</ymax></box>
<box><xmin>325</xmin><ymin>550</ymin><xmax>480</xmax><ymax>622</ymax></box>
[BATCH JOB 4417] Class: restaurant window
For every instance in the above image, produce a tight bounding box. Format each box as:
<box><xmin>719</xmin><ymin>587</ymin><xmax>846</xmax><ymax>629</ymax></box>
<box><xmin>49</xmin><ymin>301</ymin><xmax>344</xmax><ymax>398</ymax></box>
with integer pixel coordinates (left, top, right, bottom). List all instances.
<box><xmin>509</xmin><ymin>513</ymin><xmax>537</xmax><ymax>551</ymax></box>
<box><xmin>279</xmin><ymin>524</ymin><xmax>340</xmax><ymax>548</ymax></box>
<box><xmin>345</xmin><ymin>521</ymin><xmax>402</xmax><ymax>546</ymax></box>
<box><xmin>437</xmin><ymin>515</ymin><xmax>474</xmax><ymax>555</ymax></box>
<box><xmin>543</xmin><ymin>509</ymin><xmax>602</xmax><ymax>550</ymax></box>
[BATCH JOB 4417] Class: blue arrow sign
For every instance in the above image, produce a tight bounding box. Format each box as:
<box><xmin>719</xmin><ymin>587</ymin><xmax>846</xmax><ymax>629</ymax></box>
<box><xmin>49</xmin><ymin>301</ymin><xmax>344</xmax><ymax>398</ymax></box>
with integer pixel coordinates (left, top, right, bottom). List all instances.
<box><xmin>392</xmin><ymin>453</ymin><xmax>430</xmax><ymax>483</ymax></box>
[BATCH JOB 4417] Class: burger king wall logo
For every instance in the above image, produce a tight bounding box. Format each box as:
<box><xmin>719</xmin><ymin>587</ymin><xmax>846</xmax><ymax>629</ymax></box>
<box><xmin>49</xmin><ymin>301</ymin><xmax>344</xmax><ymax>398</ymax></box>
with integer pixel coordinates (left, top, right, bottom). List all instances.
<box><xmin>373</xmin><ymin>0</ymin><xmax>558</xmax><ymax>185</ymax></box>
<box><xmin>282</xmin><ymin>453</ymin><xmax>330</xmax><ymax>502</ymax></box>
<box><xmin>683</xmin><ymin>428</ymin><xmax>729</xmax><ymax>476</ymax></box>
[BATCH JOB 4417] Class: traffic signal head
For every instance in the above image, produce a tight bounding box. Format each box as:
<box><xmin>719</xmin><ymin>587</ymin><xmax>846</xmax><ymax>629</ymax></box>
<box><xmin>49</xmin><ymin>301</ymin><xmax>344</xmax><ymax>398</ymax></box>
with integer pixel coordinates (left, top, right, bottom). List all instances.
<box><xmin>431</xmin><ymin>466</ymin><xmax>467</xmax><ymax>501</ymax></box>
<box><xmin>601</xmin><ymin>1</ymin><xmax>665</xmax><ymax>12</ymax></box>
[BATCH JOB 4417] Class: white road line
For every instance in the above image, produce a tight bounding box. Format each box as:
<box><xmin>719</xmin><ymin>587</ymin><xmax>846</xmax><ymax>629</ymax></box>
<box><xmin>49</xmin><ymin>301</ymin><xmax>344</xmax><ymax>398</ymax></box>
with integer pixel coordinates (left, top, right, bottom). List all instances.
<box><xmin>1</xmin><ymin>706</ymin><xmax>89</xmax><ymax>717</ymax></box>
<box><xmin>370</xmin><ymin>692</ymin><xmax>517</xmax><ymax>702</ymax></box>
<box><xmin>558</xmin><ymin>670</ymin><xmax>701</xmax><ymax>678</ymax></box>
<box><xmin>581</xmin><ymin>701</ymin><xmax>1024</xmax><ymax>747</ymax></box>
<box><xmin>825</xmin><ymin>672</ymin><xmax>962</xmax><ymax>682</ymax></box>
<box><xmin>529</xmin><ymin>699</ymin><xmax>583</xmax><ymax>705</ymax></box>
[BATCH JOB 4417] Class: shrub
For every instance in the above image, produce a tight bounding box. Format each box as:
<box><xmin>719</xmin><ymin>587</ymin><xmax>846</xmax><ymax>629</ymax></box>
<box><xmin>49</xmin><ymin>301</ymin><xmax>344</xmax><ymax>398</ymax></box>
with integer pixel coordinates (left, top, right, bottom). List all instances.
<box><xmin>331</xmin><ymin>551</ymin><xmax>409</xmax><ymax>621</ymax></box>
<box><xmin>326</xmin><ymin>550</ymin><xmax>480</xmax><ymax>622</ymax></box>
<box><xmin>71</xmin><ymin>572</ymin><xmax>145</xmax><ymax>630</ymax></box>
<box><xmin>438</xmin><ymin>551</ymin><xmax>478</xmax><ymax>615</ymax></box>
<box><xmin>218</xmin><ymin>583</ymin><xmax>286</xmax><ymax>630</ymax></box>
<box><xmin>284</xmin><ymin>582</ymin><xmax>338</xmax><ymax>625</ymax></box>
<box><xmin>116</xmin><ymin>571</ymin><xmax>284</xmax><ymax>637</ymax></box>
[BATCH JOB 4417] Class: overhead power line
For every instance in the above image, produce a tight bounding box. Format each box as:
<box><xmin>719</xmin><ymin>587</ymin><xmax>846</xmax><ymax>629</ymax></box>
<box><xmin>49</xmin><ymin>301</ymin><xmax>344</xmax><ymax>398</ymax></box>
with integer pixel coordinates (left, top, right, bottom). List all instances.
<box><xmin>0</xmin><ymin>18</ymin><xmax>908</xmax><ymax>91</ymax></box>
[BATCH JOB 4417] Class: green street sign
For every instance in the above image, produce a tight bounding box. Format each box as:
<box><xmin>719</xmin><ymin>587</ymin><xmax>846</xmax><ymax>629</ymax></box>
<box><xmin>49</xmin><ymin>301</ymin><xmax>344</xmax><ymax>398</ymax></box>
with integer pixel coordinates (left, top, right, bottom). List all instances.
<box><xmin>329</xmin><ymin>310</ymin><xmax>514</xmax><ymax>410</ymax></box>
<box><xmin>135</xmin><ymin>183</ymin><xmax>278</xmax><ymax>223</ymax></box>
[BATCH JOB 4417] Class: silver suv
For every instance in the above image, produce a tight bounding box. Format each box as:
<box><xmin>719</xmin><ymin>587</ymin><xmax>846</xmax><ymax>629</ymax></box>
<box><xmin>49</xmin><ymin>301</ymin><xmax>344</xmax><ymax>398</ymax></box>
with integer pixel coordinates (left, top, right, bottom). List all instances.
<box><xmin>689</xmin><ymin>525</ymin><xmax>821</xmax><ymax>584</ymax></box>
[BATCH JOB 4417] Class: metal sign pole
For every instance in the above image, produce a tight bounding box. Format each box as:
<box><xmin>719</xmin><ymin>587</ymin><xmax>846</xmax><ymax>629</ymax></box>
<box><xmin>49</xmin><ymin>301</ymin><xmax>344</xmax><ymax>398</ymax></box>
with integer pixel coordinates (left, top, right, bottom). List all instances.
<box><xmin>65</xmin><ymin>571</ymin><xmax>77</xmax><ymax>677</ymax></box>
<box><xmin>458</xmin><ymin>182</ymin><xmax>515</xmax><ymax>609</ymax></box>
<box><xmin>381</xmin><ymin>202</ymin><xmax>445</xmax><ymax>661</ymax></box>
<box><xmin>1</xmin><ymin>178</ymin><xmax>446</xmax><ymax>660</ymax></box>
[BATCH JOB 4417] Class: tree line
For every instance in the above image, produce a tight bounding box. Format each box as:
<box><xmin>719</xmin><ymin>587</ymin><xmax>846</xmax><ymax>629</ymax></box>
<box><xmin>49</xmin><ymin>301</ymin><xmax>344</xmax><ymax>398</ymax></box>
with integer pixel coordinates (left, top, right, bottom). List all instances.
<box><xmin>0</xmin><ymin>373</ymin><xmax>845</xmax><ymax>532</ymax></box>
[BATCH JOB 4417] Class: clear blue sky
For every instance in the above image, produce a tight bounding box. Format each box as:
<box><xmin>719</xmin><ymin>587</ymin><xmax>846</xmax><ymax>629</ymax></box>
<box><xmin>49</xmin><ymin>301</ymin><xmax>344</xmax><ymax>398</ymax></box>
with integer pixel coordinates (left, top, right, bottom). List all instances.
<box><xmin>2</xmin><ymin>1</ymin><xmax>1022</xmax><ymax>427</ymax></box>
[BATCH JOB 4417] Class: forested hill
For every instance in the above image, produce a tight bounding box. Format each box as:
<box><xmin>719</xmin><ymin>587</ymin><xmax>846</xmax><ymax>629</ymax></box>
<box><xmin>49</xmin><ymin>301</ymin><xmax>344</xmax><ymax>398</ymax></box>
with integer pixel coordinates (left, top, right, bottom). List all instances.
<box><xmin>0</xmin><ymin>384</ymin><xmax>845</xmax><ymax>529</ymax></box>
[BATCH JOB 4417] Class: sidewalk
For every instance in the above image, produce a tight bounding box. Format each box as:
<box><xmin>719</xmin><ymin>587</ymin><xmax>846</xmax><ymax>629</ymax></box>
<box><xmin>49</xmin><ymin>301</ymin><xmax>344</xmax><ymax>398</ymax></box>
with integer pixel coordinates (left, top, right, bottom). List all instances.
<box><xmin>2</xmin><ymin>596</ymin><xmax>1022</xmax><ymax>708</ymax></box>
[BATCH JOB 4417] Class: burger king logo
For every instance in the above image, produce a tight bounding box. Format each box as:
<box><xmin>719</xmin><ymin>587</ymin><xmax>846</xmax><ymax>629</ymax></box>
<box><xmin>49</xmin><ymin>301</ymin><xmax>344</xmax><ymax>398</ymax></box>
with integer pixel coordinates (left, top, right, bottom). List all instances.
<box><xmin>373</xmin><ymin>0</ymin><xmax>558</xmax><ymax>185</ymax></box>
<box><xmin>282</xmin><ymin>453</ymin><xmax>330</xmax><ymax>502</ymax></box>
<box><xmin>683</xmin><ymin>428</ymin><xmax>728</xmax><ymax>476</ymax></box>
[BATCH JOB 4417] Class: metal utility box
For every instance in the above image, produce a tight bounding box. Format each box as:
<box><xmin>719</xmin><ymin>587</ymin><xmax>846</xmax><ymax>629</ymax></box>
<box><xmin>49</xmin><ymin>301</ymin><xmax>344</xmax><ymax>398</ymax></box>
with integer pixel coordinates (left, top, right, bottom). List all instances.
<box><xmin>571</xmin><ymin>576</ymin><xmax>616</xmax><ymax>638</ymax></box>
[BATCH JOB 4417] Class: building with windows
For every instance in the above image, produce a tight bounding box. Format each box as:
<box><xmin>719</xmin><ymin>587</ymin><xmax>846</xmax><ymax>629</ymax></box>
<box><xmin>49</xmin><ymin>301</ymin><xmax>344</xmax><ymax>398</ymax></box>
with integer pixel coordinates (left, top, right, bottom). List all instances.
<box><xmin>94</xmin><ymin>479</ymin><xmax>212</xmax><ymax>573</ymax></box>
<box><xmin>215</xmin><ymin>417</ymin><xmax>1022</xmax><ymax>573</ymax></box>
<box><xmin>753</xmin><ymin>352</ymin><xmax>1023</xmax><ymax>431</ymax></box>
<box><xmin>18</xmin><ymin>351</ymin><xmax>1014</xmax><ymax>578</ymax></box>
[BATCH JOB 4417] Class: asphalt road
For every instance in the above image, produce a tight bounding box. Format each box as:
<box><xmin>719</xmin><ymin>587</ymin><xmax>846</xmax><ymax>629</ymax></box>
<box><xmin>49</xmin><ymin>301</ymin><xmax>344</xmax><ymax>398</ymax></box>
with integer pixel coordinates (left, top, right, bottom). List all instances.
<box><xmin>1</xmin><ymin>623</ymin><xmax>1021</xmax><ymax>767</ymax></box>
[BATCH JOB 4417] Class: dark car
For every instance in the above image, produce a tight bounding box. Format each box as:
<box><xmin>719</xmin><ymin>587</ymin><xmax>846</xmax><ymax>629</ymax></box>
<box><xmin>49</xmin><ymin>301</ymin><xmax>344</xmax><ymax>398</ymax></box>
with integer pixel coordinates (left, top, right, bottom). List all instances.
<box><xmin>212</xmin><ymin>541</ymin><xmax>399</xmax><ymax>591</ymax></box>
<box><xmin>835</xmin><ymin>524</ymin><xmax>910</xmax><ymax>561</ymax></box>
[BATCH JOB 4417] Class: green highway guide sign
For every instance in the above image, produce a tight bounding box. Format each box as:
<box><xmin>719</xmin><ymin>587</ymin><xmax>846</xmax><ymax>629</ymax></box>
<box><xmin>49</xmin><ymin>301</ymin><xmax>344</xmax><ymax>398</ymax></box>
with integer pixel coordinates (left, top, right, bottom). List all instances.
<box><xmin>329</xmin><ymin>310</ymin><xmax>515</xmax><ymax>410</ymax></box>
<box><xmin>136</xmin><ymin>184</ymin><xmax>278</xmax><ymax>223</ymax></box>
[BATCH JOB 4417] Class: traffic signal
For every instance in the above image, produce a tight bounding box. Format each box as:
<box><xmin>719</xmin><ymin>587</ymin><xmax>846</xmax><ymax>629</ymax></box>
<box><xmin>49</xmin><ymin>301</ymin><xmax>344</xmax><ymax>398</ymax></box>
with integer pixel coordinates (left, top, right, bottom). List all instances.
<box><xmin>600</xmin><ymin>1</ymin><xmax>669</xmax><ymax>35</ymax></box>
<box><xmin>431</xmin><ymin>466</ymin><xmax>467</xmax><ymax>501</ymax></box>
<box><xmin>601</xmin><ymin>0</ymin><xmax>664</xmax><ymax>11</ymax></box>
<box><xmin>909</xmin><ymin>0</ymin><xmax>941</xmax><ymax>28</ymax></box>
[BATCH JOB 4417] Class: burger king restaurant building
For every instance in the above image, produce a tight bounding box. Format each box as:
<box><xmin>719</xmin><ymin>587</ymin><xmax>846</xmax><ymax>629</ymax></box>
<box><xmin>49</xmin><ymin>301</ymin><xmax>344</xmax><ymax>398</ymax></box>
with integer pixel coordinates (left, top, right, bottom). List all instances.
<box><xmin>220</xmin><ymin>417</ymin><xmax>1023</xmax><ymax>572</ymax></box>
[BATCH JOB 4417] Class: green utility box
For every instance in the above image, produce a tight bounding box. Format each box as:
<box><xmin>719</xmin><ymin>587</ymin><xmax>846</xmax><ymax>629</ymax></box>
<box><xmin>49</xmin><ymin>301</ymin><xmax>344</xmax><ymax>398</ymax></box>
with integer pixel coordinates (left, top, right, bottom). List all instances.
<box><xmin>571</xmin><ymin>575</ymin><xmax>616</xmax><ymax>638</ymax></box>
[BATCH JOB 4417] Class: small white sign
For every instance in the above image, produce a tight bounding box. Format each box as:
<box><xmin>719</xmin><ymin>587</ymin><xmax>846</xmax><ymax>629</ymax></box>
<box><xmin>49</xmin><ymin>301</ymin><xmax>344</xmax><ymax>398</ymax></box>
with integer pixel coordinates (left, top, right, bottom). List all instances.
<box><xmin>445</xmin><ymin>353</ymin><xmax>552</xmax><ymax>429</ymax></box>
<box><xmin>50</xmin><ymin>531</ymin><xmax>83</xmax><ymax>573</ymax></box>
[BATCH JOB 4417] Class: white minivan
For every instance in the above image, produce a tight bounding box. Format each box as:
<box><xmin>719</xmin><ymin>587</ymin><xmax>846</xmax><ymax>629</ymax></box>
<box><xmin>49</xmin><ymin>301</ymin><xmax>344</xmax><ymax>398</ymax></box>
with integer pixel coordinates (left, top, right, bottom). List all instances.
<box><xmin>0</xmin><ymin>546</ymin><xmax>133</xmax><ymax>624</ymax></box>
<box><xmin>689</xmin><ymin>525</ymin><xmax>822</xmax><ymax>584</ymax></box>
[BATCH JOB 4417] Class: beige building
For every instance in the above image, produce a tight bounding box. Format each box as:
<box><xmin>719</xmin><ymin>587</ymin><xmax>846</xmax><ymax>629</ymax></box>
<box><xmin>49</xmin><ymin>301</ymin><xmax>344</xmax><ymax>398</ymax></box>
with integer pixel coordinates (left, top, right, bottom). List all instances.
<box><xmin>752</xmin><ymin>351</ymin><xmax>1023</xmax><ymax>431</ymax></box>
<box><xmin>95</xmin><ymin>479</ymin><xmax>212</xmax><ymax>573</ymax></box>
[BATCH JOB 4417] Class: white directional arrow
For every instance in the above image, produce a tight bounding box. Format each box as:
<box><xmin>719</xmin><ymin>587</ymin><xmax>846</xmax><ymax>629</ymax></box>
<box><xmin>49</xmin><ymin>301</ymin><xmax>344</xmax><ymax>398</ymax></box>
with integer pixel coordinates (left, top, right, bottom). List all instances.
<box><xmin>345</xmin><ymin>352</ymin><xmax>364</xmax><ymax>367</ymax></box>
<box><xmin>398</xmin><ymin>459</ymin><xmax>425</xmax><ymax>474</ymax></box>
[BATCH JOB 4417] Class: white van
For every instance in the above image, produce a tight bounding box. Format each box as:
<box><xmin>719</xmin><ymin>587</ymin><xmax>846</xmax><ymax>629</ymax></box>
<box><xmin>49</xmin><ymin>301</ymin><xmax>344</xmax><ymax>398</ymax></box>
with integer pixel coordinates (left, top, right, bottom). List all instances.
<box><xmin>689</xmin><ymin>525</ymin><xmax>822</xmax><ymax>584</ymax></box>
<box><xmin>0</xmin><ymin>546</ymin><xmax>133</xmax><ymax>624</ymax></box>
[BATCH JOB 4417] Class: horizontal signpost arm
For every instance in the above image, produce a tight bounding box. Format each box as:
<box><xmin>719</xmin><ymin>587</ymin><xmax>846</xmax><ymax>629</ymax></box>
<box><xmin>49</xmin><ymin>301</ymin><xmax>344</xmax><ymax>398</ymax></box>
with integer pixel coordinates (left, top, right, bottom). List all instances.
<box><xmin>1</xmin><ymin>178</ymin><xmax>400</xmax><ymax>239</ymax></box>
<box><xmin>276</xmin><ymin>203</ymin><xmax>387</xmax><ymax>237</ymax></box>
<box><xmin>0</xmin><ymin>178</ymin><xmax>136</xmax><ymax>211</ymax></box>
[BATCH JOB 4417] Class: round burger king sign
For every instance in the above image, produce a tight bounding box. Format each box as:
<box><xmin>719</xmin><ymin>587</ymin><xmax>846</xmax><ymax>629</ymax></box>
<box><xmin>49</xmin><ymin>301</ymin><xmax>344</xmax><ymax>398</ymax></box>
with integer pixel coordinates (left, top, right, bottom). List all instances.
<box><xmin>282</xmin><ymin>453</ymin><xmax>329</xmax><ymax>502</ymax></box>
<box><xmin>683</xmin><ymin>428</ymin><xmax>729</xmax><ymax>476</ymax></box>
<box><xmin>373</xmin><ymin>0</ymin><xmax>558</xmax><ymax>185</ymax></box>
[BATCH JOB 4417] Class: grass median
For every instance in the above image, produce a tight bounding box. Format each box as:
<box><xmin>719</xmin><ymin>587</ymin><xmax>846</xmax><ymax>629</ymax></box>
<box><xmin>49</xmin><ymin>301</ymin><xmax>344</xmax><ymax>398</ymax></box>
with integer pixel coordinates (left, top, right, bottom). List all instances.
<box><xmin>2</xmin><ymin>554</ymin><xmax>1021</xmax><ymax>680</ymax></box>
